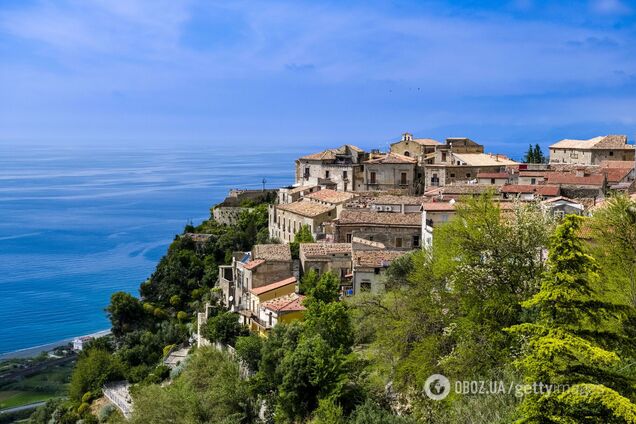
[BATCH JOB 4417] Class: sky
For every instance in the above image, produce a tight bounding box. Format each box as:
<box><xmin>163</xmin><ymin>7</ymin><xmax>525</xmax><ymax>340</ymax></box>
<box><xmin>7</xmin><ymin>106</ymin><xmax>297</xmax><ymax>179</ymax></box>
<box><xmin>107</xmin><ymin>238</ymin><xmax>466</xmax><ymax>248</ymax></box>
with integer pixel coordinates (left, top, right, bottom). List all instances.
<box><xmin>1</xmin><ymin>0</ymin><xmax>636</xmax><ymax>156</ymax></box>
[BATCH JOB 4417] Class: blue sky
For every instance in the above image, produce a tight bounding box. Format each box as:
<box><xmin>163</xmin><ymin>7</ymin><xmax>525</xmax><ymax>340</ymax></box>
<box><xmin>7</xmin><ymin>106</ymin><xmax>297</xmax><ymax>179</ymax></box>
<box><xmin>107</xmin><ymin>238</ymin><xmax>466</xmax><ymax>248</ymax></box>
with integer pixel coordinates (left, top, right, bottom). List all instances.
<box><xmin>1</xmin><ymin>0</ymin><xmax>636</xmax><ymax>156</ymax></box>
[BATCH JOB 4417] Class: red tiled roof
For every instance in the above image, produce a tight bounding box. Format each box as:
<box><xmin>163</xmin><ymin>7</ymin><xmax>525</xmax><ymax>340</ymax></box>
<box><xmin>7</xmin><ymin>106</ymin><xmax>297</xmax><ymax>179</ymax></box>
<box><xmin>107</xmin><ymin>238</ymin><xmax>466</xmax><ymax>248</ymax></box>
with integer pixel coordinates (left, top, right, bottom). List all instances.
<box><xmin>353</xmin><ymin>250</ymin><xmax>406</xmax><ymax>268</ymax></box>
<box><xmin>546</xmin><ymin>173</ymin><xmax>605</xmax><ymax>186</ymax></box>
<box><xmin>243</xmin><ymin>259</ymin><xmax>265</xmax><ymax>270</ymax></box>
<box><xmin>300</xmin><ymin>243</ymin><xmax>352</xmax><ymax>257</ymax></box>
<box><xmin>261</xmin><ymin>293</ymin><xmax>306</xmax><ymax>312</ymax></box>
<box><xmin>249</xmin><ymin>276</ymin><xmax>296</xmax><ymax>296</ymax></box>
<box><xmin>364</xmin><ymin>152</ymin><xmax>417</xmax><ymax>165</ymax></box>
<box><xmin>305</xmin><ymin>189</ymin><xmax>355</xmax><ymax>204</ymax></box>
<box><xmin>500</xmin><ymin>184</ymin><xmax>560</xmax><ymax>196</ymax></box>
<box><xmin>337</xmin><ymin>210</ymin><xmax>421</xmax><ymax>226</ymax></box>
<box><xmin>601</xmin><ymin>167</ymin><xmax>632</xmax><ymax>184</ymax></box>
<box><xmin>519</xmin><ymin>171</ymin><xmax>550</xmax><ymax>177</ymax></box>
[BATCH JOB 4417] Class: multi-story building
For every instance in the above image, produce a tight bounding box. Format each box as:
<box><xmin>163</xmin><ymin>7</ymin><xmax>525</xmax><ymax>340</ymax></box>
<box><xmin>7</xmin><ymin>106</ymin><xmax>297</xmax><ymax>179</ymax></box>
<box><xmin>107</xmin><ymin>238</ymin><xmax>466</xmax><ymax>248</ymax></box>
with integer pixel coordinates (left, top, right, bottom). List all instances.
<box><xmin>361</xmin><ymin>153</ymin><xmax>418</xmax><ymax>193</ymax></box>
<box><xmin>549</xmin><ymin>135</ymin><xmax>635</xmax><ymax>165</ymax></box>
<box><xmin>295</xmin><ymin>144</ymin><xmax>367</xmax><ymax>191</ymax></box>
<box><xmin>389</xmin><ymin>132</ymin><xmax>441</xmax><ymax>163</ymax></box>
<box><xmin>424</xmin><ymin>152</ymin><xmax>518</xmax><ymax>189</ymax></box>
<box><xmin>351</xmin><ymin>250</ymin><xmax>406</xmax><ymax>294</ymax></box>
<box><xmin>299</xmin><ymin>242</ymin><xmax>353</xmax><ymax>280</ymax></box>
<box><xmin>268</xmin><ymin>200</ymin><xmax>336</xmax><ymax>242</ymax></box>
<box><xmin>334</xmin><ymin>210</ymin><xmax>422</xmax><ymax>249</ymax></box>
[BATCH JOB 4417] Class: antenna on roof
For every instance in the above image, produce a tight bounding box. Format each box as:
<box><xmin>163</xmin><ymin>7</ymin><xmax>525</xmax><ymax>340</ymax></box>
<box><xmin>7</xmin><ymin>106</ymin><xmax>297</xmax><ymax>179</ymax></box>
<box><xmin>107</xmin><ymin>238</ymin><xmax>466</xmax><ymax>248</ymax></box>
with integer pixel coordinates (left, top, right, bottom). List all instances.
<box><xmin>262</xmin><ymin>178</ymin><xmax>267</xmax><ymax>191</ymax></box>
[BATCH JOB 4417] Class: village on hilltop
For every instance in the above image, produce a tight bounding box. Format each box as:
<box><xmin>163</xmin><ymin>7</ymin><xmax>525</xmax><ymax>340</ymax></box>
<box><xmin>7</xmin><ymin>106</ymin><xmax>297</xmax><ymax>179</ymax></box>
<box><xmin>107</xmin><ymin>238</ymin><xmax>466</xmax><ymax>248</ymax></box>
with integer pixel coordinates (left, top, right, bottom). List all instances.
<box><xmin>200</xmin><ymin>132</ymin><xmax>636</xmax><ymax>341</ymax></box>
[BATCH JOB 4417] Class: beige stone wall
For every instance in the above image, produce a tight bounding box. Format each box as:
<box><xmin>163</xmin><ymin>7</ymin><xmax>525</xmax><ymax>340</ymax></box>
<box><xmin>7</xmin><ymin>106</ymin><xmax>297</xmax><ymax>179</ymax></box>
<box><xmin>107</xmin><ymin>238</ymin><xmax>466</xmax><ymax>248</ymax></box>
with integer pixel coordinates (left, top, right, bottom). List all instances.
<box><xmin>334</xmin><ymin>225</ymin><xmax>421</xmax><ymax>249</ymax></box>
<box><xmin>362</xmin><ymin>163</ymin><xmax>416</xmax><ymax>192</ymax></box>
<box><xmin>268</xmin><ymin>205</ymin><xmax>334</xmax><ymax>242</ymax></box>
<box><xmin>213</xmin><ymin>206</ymin><xmax>251</xmax><ymax>226</ymax></box>
<box><xmin>295</xmin><ymin>160</ymin><xmax>360</xmax><ymax>191</ymax></box>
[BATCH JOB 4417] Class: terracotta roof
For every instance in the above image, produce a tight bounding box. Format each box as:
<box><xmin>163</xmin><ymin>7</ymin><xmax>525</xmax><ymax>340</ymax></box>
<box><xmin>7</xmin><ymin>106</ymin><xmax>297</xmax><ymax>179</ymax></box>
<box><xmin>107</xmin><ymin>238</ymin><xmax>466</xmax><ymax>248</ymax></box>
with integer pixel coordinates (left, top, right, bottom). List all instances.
<box><xmin>500</xmin><ymin>185</ymin><xmax>560</xmax><ymax>196</ymax></box>
<box><xmin>364</xmin><ymin>152</ymin><xmax>417</xmax><ymax>165</ymax></box>
<box><xmin>253</xmin><ymin>244</ymin><xmax>292</xmax><ymax>261</ymax></box>
<box><xmin>249</xmin><ymin>277</ymin><xmax>296</xmax><ymax>296</ymax></box>
<box><xmin>424</xmin><ymin>185</ymin><xmax>496</xmax><ymax>196</ymax></box>
<box><xmin>276</xmin><ymin>201</ymin><xmax>335</xmax><ymax>217</ymax></box>
<box><xmin>305</xmin><ymin>189</ymin><xmax>356</xmax><ymax>204</ymax></box>
<box><xmin>541</xmin><ymin>196</ymin><xmax>584</xmax><ymax>207</ymax></box>
<box><xmin>550</xmin><ymin>135</ymin><xmax>631</xmax><ymax>150</ymax></box>
<box><xmin>369</xmin><ymin>195</ymin><xmax>424</xmax><ymax>205</ymax></box>
<box><xmin>261</xmin><ymin>293</ymin><xmax>306</xmax><ymax>312</ymax></box>
<box><xmin>477</xmin><ymin>172</ymin><xmax>510</xmax><ymax>179</ymax></box>
<box><xmin>243</xmin><ymin>259</ymin><xmax>265</xmax><ymax>270</ymax></box>
<box><xmin>452</xmin><ymin>153</ymin><xmax>518</xmax><ymax>166</ymax></box>
<box><xmin>545</xmin><ymin>173</ymin><xmax>605</xmax><ymax>186</ymax></box>
<box><xmin>337</xmin><ymin>210</ymin><xmax>421</xmax><ymax>226</ymax></box>
<box><xmin>353</xmin><ymin>250</ymin><xmax>406</xmax><ymax>268</ymax></box>
<box><xmin>412</xmin><ymin>138</ymin><xmax>441</xmax><ymax>146</ymax></box>
<box><xmin>300</xmin><ymin>243</ymin><xmax>352</xmax><ymax>257</ymax></box>
<box><xmin>421</xmin><ymin>202</ymin><xmax>457</xmax><ymax>211</ymax></box>
<box><xmin>599</xmin><ymin>160</ymin><xmax>635</xmax><ymax>169</ymax></box>
<box><xmin>299</xmin><ymin>144</ymin><xmax>364</xmax><ymax>161</ymax></box>
<box><xmin>602</xmin><ymin>167</ymin><xmax>632</xmax><ymax>184</ymax></box>
<box><xmin>519</xmin><ymin>171</ymin><xmax>550</xmax><ymax>177</ymax></box>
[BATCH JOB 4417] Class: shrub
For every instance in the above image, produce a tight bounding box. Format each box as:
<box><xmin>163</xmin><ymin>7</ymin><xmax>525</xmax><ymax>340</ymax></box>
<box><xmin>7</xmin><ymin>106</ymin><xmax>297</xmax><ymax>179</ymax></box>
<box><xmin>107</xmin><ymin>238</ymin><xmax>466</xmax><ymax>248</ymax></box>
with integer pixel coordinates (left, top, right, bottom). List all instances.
<box><xmin>81</xmin><ymin>391</ymin><xmax>92</xmax><ymax>404</ymax></box>
<box><xmin>177</xmin><ymin>311</ymin><xmax>188</xmax><ymax>321</ymax></box>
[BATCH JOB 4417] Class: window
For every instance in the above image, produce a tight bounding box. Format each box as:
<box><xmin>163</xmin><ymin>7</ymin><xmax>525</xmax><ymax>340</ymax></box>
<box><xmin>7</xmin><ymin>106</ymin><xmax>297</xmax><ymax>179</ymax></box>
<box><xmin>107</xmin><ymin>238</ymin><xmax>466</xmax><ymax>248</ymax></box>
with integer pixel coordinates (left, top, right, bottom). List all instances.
<box><xmin>404</xmin><ymin>151</ymin><xmax>410</xmax><ymax>157</ymax></box>
<box><xmin>442</xmin><ymin>152</ymin><xmax>447</xmax><ymax>162</ymax></box>
<box><xmin>609</xmin><ymin>151</ymin><xmax>614</xmax><ymax>156</ymax></box>
<box><xmin>450</xmin><ymin>173</ymin><xmax>455</xmax><ymax>178</ymax></box>
<box><xmin>554</xmin><ymin>210</ymin><xmax>565</xmax><ymax>219</ymax></box>
<box><xmin>413</xmin><ymin>235</ymin><xmax>420</xmax><ymax>247</ymax></box>
<box><xmin>374</xmin><ymin>268</ymin><xmax>380</xmax><ymax>275</ymax></box>
<box><xmin>395</xmin><ymin>237</ymin><xmax>403</xmax><ymax>248</ymax></box>
<box><xmin>346</xmin><ymin>233</ymin><xmax>352</xmax><ymax>243</ymax></box>
<box><xmin>491</xmin><ymin>178</ymin><xmax>495</xmax><ymax>184</ymax></box>
<box><xmin>304</xmin><ymin>167</ymin><xmax>310</xmax><ymax>178</ymax></box>
<box><xmin>343</xmin><ymin>170</ymin><xmax>348</xmax><ymax>179</ymax></box>
<box><xmin>268</xmin><ymin>312</ymin><xmax>272</xmax><ymax>326</ymax></box>
<box><xmin>361</xmin><ymin>280</ymin><xmax>372</xmax><ymax>291</ymax></box>
<box><xmin>466</xmin><ymin>173</ymin><xmax>471</xmax><ymax>178</ymax></box>
<box><xmin>370</xmin><ymin>171</ymin><xmax>376</xmax><ymax>184</ymax></box>
<box><xmin>325</xmin><ymin>170</ymin><xmax>330</xmax><ymax>178</ymax></box>
<box><xmin>431</xmin><ymin>174</ymin><xmax>439</xmax><ymax>186</ymax></box>
<box><xmin>531</xmin><ymin>178</ymin><xmax>536</xmax><ymax>185</ymax></box>
<box><xmin>400</xmin><ymin>172</ymin><xmax>407</xmax><ymax>185</ymax></box>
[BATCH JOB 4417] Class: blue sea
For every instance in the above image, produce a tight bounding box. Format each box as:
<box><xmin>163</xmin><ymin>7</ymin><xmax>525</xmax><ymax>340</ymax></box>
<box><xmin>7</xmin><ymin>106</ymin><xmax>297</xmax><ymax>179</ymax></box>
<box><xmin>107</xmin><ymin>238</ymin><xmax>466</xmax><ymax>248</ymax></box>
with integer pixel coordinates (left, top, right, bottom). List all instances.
<box><xmin>0</xmin><ymin>143</ymin><xmax>302</xmax><ymax>355</ymax></box>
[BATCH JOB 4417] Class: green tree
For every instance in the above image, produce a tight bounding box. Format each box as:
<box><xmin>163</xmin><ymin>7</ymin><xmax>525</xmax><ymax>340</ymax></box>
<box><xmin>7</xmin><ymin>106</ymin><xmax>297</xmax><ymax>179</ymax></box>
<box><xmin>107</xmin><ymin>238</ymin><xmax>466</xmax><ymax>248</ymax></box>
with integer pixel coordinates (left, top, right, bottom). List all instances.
<box><xmin>203</xmin><ymin>312</ymin><xmax>247</xmax><ymax>346</ymax></box>
<box><xmin>533</xmin><ymin>143</ymin><xmax>545</xmax><ymax>163</ymax></box>
<box><xmin>235</xmin><ymin>333</ymin><xmax>263</xmax><ymax>372</ymax></box>
<box><xmin>524</xmin><ymin>144</ymin><xmax>536</xmax><ymax>163</ymax></box>
<box><xmin>69</xmin><ymin>349</ymin><xmax>124</xmax><ymax>402</ymax></box>
<box><xmin>300</xmin><ymin>268</ymin><xmax>320</xmax><ymax>295</ymax></box>
<box><xmin>508</xmin><ymin>215</ymin><xmax>636</xmax><ymax>423</ymax></box>
<box><xmin>307</xmin><ymin>272</ymin><xmax>341</xmax><ymax>304</ymax></box>
<box><xmin>290</xmin><ymin>224</ymin><xmax>315</xmax><ymax>259</ymax></box>
<box><xmin>106</xmin><ymin>292</ymin><xmax>146</xmax><ymax>338</ymax></box>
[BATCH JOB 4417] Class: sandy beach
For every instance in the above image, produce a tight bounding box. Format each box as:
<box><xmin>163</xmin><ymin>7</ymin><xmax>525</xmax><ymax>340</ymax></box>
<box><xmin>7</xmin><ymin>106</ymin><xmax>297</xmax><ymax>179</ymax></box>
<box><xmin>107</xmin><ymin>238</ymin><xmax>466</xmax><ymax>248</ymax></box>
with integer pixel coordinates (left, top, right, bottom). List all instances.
<box><xmin>0</xmin><ymin>329</ymin><xmax>111</xmax><ymax>361</ymax></box>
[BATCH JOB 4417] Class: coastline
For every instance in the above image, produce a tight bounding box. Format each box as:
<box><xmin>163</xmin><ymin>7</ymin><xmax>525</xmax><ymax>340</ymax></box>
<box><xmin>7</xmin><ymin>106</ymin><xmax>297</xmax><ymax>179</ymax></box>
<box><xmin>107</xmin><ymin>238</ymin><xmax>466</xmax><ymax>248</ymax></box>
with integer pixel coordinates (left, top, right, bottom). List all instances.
<box><xmin>0</xmin><ymin>329</ymin><xmax>111</xmax><ymax>361</ymax></box>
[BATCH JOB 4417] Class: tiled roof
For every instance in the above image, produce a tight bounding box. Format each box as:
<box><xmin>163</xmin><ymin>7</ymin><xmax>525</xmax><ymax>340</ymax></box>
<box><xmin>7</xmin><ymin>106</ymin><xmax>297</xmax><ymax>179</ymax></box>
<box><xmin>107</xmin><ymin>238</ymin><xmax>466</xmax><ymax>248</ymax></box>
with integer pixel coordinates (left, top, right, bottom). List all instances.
<box><xmin>305</xmin><ymin>189</ymin><xmax>356</xmax><ymax>204</ymax></box>
<box><xmin>243</xmin><ymin>259</ymin><xmax>265</xmax><ymax>270</ymax></box>
<box><xmin>364</xmin><ymin>152</ymin><xmax>417</xmax><ymax>165</ymax></box>
<box><xmin>299</xmin><ymin>144</ymin><xmax>364</xmax><ymax>160</ymax></box>
<box><xmin>337</xmin><ymin>210</ymin><xmax>421</xmax><ymax>226</ymax></box>
<box><xmin>249</xmin><ymin>276</ymin><xmax>297</xmax><ymax>296</ymax></box>
<box><xmin>452</xmin><ymin>153</ymin><xmax>518</xmax><ymax>166</ymax></box>
<box><xmin>253</xmin><ymin>244</ymin><xmax>292</xmax><ymax>261</ymax></box>
<box><xmin>550</xmin><ymin>135</ymin><xmax>631</xmax><ymax>150</ymax></box>
<box><xmin>424</xmin><ymin>185</ymin><xmax>496</xmax><ymax>196</ymax></box>
<box><xmin>519</xmin><ymin>171</ymin><xmax>550</xmax><ymax>177</ymax></box>
<box><xmin>477</xmin><ymin>172</ymin><xmax>510</xmax><ymax>179</ymax></box>
<box><xmin>602</xmin><ymin>167</ymin><xmax>632</xmax><ymax>184</ymax></box>
<box><xmin>545</xmin><ymin>173</ymin><xmax>605</xmax><ymax>186</ymax></box>
<box><xmin>369</xmin><ymin>195</ymin><xmax>424</xmax><ymax>205</ymax></box>
<box><xmin>300</xmin><ymin>242</ymin><xmax>352</xmax><ymax>257</ymax></box>
<box><xmin>353</xmin><ymin>250</ymin><xmax>406</xmax><ymax>268</ymax></box>
<box><xmin>599</xmin><ymin>160</ymin><xmax>635</xmax><ymax>169</ymax></box>
<box><xmin>261</xmin><ymin>293</ymin><xmax>306</xmax><ymax>312</ymax></box>
<box><xmin>412</xmin><ymin>138</ymin><xmax>441</xmax><ymax>146</ymax></box>
<box><xmin>421</xmin><ymin>202</ymin><xmax>457</xmax><ymax>211</ymax></box>
<box><xmin>288</xmin><ymin>185</ymin><xmax>319</xmax><ymax>194</ymax></box>
<box><xmin>276</xmin><ymin>201</ymin><xmax>335</xmax><ymax>217</ymax></box>
<box><xmin>500</xmin><ymin>184</ymin><xmax>560</xmax><ymax>196</ymax></box>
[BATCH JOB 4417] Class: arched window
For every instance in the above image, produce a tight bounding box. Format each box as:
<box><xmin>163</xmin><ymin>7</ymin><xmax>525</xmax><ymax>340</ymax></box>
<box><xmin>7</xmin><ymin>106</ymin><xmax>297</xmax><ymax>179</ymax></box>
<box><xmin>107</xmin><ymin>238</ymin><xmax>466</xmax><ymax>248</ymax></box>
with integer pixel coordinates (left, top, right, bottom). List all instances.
<box><xmin>403</xmin><ymin>151</ymin><xmax>410</xmax><ymax>157</ymax></box>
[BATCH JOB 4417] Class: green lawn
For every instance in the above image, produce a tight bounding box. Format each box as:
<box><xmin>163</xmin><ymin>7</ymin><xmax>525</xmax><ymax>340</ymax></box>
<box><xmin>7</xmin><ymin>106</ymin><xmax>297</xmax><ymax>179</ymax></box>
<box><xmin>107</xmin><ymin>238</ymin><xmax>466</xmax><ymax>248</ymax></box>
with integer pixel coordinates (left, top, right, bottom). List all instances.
<box><xmin>0</xmin><ymin>390</ymin><xmax>54</xmax><ymax>409</ymax></box>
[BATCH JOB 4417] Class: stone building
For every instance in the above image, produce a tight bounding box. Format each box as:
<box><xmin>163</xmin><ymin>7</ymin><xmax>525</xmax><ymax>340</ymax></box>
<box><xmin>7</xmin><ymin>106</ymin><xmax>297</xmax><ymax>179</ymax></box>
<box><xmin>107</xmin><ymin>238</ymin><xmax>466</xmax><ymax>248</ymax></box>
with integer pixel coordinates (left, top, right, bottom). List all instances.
<box><xmin>476</xmin><ymin>172</ymin><xmax>511</xmax><ymax>186</ymax></box>
<box><xmin>389</xmin><ymin>132</ymin><xmax>441</xmax><ymax>163</ymax></box>
<box><xmin>351</xmin><ymin>250</ymin><xmax>406</xmax><ymax>294</ymax></box>
<box><xmin>268</xmin><ymin>200</ymin><xmax>336</xmax><ymax>242</ymax></box>
<box><xmin>334</xmin><ymin>210</ymin><xmax>422</xmax><ymax>249</ymax></box>
<box><xmin>295</xmin><ymin>144</ymin><xmax>367</xmax><ymax>191</ymax></box>
<box><xmin>424</xmin><ymin>153</ymin><xmax>518</xmax><ymax>189</ymax></box>
<box><xmin>549</xmin><ymin>135</ymin><xmax>635</xmax><ymax>165</ymax></box>
<box><xmin>299</xmin><ymin>242</ymin><xmax>353</xmax><ymax>280</ymax></box>
<box><xmin>367</xmin><ymin>195</ymin><xmax>424</xmax><ymax>213</ymax></box>
<box><xmin>217</xmin><ymin>244</ymin><xmax>293</xmax><ymax>312</ymax></box>
<box><xmin>277</xmin><ymin>185</ymin><xmax>320</xmax><ymax>204</ymax></box>
<box><xmin>303</xmin><ymin>189</ymin><xmax>356</xmax><ymax>215</ymax></box>
<box><xmin>421</xmin><ymin>201</ymin><xmax>458</xmax><ymax>227</ymax></box>
<box><xmin>361</xmin><ymin>153</ymin><xmax>418</xmax><ymax>193</ymax></box>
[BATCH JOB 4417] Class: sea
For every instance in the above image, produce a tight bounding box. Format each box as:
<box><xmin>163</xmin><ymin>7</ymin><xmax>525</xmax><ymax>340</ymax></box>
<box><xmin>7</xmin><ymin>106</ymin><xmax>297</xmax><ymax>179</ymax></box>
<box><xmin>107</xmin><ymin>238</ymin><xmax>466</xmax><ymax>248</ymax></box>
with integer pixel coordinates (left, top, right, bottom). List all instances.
<box><xmin>0</xmin><ymin>142</ymin><xmax>304</xmax><ymax>356</ymax></box>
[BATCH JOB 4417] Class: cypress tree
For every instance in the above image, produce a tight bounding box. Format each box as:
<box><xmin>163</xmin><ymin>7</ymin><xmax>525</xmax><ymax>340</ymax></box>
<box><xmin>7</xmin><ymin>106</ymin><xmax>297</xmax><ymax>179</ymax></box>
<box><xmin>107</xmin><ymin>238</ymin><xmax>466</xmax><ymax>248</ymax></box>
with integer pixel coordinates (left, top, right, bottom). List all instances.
<box><xmin>525</xmin><ymin>144</ymin><xmax>536</xmax><ymax>163</ymax></box>
<box><xmin>508</xmin><ymin>215</ymin><xmax>636</xmax><ymax>423</ymax></box>
<box><xmin>533</xmin><ymin>144</ymin><xmax>544</xmax><ymax>164</ymax></box>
